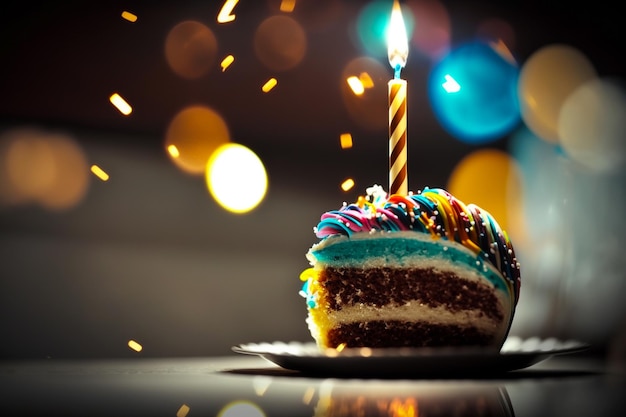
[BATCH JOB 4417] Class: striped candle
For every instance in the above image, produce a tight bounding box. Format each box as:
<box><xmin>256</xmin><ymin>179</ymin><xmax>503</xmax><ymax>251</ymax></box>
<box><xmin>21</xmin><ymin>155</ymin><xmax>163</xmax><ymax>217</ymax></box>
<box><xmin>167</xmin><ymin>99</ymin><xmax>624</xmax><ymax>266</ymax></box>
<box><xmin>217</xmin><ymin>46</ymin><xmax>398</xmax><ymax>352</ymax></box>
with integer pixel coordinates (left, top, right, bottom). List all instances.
<box><xmin>387</xmin><ymin>0</ymin><xmax>409</xmax><ymax>195</ymax></box>
<box><xmin>389</xmin><ymin>79</ymin><xmax>407</xmax><ymax>195</ymax></box>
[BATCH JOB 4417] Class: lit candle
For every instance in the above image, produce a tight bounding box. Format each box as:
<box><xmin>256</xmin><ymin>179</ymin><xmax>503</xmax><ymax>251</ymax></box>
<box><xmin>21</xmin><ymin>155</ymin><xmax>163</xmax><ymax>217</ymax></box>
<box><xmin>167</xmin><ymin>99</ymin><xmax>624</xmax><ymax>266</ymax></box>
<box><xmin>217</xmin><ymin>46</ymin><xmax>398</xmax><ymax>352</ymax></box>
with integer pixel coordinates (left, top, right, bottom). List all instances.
<box><xmin>387</xmin><ymin>0</ymin><xmax>409</xmax><ymax>195</ymax></box>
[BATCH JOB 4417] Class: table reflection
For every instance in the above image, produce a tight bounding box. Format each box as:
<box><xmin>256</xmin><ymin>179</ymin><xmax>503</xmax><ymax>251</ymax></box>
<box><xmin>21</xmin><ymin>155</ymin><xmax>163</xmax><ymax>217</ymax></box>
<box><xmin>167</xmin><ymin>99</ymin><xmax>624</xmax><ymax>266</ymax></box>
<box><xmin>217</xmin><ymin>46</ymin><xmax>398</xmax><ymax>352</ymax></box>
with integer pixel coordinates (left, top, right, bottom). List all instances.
<box><xmin>1</xmin><ymin>356</ymin><xmax>623</xmax><ymax>417</ymax></box>
<box><xmin>311</xmin><ymin>380</ymin><xmax>512</xmax><ymax>417</ymax></box>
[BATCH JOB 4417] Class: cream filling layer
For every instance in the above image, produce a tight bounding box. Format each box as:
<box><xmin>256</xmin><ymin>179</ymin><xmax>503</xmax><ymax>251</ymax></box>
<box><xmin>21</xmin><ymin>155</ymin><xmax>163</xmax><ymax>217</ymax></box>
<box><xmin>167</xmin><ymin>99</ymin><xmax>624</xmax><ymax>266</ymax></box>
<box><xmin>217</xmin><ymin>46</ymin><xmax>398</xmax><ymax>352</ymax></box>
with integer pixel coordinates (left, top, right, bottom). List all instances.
<box><xmin>320</xmin><ymin>303</ymin><xmax>508</xmax><ymax>337</ymax></box>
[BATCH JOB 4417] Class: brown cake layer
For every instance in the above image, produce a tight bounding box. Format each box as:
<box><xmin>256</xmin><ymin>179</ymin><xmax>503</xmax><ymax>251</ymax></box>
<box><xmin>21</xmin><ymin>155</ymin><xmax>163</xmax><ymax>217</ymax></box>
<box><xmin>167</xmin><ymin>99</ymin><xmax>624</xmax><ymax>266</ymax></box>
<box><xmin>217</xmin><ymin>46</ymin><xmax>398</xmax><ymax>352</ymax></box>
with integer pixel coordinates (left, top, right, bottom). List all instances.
<box><xmin>327</xmin><ymin>320</ymin><xmax>493</xmax><ymax>348</ymax></box>
<box><xmin>320</xmin><ymin>267</ymin><xmax>503</xmax><ymax>321</ymax></box>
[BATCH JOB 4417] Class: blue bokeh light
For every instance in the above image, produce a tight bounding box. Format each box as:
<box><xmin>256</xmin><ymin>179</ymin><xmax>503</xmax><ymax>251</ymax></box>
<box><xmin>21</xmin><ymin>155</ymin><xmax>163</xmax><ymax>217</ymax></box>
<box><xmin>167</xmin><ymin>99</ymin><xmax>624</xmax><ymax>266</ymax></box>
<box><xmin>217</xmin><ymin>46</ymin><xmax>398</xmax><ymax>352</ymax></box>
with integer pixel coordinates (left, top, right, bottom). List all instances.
<box><xmin>428</xmin><ymin>41</ymin><xmax>521</xmax><ymax>144</ymax></box>
<box><xmin>355</xmin><ymin>1</ymin><xmax>415</xmax><ymax>59</ymax></box>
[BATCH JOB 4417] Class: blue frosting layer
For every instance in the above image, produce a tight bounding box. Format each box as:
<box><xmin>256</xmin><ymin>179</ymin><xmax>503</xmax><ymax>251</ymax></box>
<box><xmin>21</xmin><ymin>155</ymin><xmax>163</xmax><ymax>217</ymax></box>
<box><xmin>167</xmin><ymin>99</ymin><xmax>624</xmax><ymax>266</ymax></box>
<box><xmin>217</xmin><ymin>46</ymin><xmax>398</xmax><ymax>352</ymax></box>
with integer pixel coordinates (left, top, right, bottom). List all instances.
<box><xmin>310</xmin><ymin>235</ymin><xmax>509</xmax><ymax>294</ymax></box>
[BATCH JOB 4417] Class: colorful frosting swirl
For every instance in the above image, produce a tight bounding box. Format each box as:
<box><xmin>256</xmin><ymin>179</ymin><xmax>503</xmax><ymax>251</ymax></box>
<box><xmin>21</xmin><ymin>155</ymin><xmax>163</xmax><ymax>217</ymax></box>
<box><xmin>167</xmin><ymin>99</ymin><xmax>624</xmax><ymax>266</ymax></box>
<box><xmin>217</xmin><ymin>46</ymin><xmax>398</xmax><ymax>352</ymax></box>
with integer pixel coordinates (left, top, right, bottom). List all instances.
<box><xmin>314</xmin><ymin>185</ymin><xmax>521</xmax><ymax>302</ymax></box>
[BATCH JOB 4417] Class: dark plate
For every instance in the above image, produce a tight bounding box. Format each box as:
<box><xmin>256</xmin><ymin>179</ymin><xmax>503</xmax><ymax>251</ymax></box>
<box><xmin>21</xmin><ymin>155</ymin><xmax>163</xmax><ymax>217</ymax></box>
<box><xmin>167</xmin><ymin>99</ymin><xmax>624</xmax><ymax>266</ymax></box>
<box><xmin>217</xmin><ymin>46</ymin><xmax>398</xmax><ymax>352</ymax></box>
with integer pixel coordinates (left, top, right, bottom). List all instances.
<box><xmin>232</xmin><ymin>337</ymin><xmax>590</xmax><ymax>377</ymax></box>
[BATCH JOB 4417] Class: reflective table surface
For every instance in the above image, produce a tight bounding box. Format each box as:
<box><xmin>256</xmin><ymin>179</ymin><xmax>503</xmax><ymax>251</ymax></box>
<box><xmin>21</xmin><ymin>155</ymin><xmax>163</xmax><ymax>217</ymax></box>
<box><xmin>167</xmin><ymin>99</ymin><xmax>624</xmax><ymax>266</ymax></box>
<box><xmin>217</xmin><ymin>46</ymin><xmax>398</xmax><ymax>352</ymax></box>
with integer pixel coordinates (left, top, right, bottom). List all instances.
<box><xmin>1</xmin><ymin>353</ymin><xmax>624</xmax><ymax>416</ymax></box>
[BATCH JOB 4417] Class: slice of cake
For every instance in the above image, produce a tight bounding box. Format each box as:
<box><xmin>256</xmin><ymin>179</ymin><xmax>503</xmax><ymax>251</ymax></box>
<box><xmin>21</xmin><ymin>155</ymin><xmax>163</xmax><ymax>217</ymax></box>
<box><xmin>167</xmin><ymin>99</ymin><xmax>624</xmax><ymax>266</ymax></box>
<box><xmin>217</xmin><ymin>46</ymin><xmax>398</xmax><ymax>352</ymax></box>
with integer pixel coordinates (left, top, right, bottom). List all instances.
<box><xmin>299</xmin><ymin>185</ymin><xmax>521</xmax><ymax>350</ymax></box>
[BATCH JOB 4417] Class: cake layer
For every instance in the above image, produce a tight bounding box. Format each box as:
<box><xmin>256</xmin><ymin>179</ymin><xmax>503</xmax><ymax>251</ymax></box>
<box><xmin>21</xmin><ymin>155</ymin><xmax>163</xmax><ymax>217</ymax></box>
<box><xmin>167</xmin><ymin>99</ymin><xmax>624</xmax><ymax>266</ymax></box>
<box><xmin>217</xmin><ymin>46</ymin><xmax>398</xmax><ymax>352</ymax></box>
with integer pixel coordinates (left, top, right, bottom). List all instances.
<box><xmin>320</xmin><ymin>266</ymin><xmax>504</xmax><ymax>321</ymax></box>
<box><xmin>326</xmin><ymin>320</ymin><xmax>495</xmax><ymax>348</ymax></box>
<box><xmin>316</xmin><ymin>303</ymin><xmax>503</xmax><ymax>336</ymax></box>
<box><xmin>307</xmin><ymin>231</ymin><xmax>513</xmax><ymax>299</ymax></box>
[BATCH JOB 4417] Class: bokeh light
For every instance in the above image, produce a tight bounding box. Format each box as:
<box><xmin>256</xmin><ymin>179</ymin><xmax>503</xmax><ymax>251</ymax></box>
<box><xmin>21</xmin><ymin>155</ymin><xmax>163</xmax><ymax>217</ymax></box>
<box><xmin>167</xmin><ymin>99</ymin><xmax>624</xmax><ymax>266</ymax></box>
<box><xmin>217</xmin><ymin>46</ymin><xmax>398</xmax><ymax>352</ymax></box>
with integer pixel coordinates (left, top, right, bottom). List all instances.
<box><xmin>176</xmin><ymin>404</ymin><xmax>190</xmax><ymax>417</ymax></box>
<box><xmin>558</xmin><ymin>77</ymin><xmax>626</xmax><ymax>173</ymax></box>
<box><xmin>355</xmin><ymin>0</ymin><xmax>415</xmax><ymax>58</ymax></box>
<box><xmin>341</xmin><ymin>57</ymin><xmax>387</xmax><ymax>131</ymax></box>
<box><xmin>428</xmin><ymin>40</ymin><xmax>521</xmax><ymax>144</ymax></box>
<box><xmin>165</xmin><ymin>20</ymin><xmax>218</xmax><ymax>79</ymax></box>
<box><xmin>254</xmin><ymin>15</ymin><xmax>306</xmax><ymax>72</ymax></box>
<box><xmin>0</xmin><ymin>127</ymin><xmax>89</xmax><ymax>211</ymax></box>
<box><xmin>518</xmin><ymin>44</ymin><xmax>597</xmax><ymax>144</ymax></box>
<box><xmin>406</xmin><ymin>0</ymin><xmax>451</xmax><ymax>62</ymax></box>
<box><xmin>205</xmin><ymin>143</ymin><xmax>268</xmax><ymax>214</ymax></box>
<box><xmin>165</xmin><ymin>105</ymin><xmax>230</xmax><ymax>175</ymax></box>
<box><xmin>446</xmin><ymin>148</ymin><xmax>523</xmax><ymax>238</ymax></box>
<box><xmin>217</xmin><ymin>401</ymin><xmax>266</xmax><ymax>417</ymax></box>
<box><xmin>508</xmin><ymin>125</ymin><xmax>626</xmax><ymax>343</ymax></box>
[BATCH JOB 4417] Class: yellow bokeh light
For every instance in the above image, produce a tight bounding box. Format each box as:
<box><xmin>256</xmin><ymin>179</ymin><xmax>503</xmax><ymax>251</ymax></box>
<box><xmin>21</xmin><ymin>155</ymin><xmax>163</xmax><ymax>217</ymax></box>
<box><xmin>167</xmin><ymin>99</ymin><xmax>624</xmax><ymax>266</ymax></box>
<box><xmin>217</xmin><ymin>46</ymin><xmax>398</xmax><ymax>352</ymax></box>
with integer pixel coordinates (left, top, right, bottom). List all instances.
<box><xmin>359</xmin><ymin>72</ymin><xmax>374</xmax><ymax>88</ymax></box>
<box><xmin>121</xmin><ymin>11</ymin><xmax>137</xmax><ymax>23</ymax></box>
<box><xmin>262</xmin><ymin>78</ymin><xmax>277</xmax><ymax>92</ymax></box>
<box><xmin>165</xmin><ymin>105</ymin><xmax>230</xmax><ymax>175</ymax></box>
<box><xmin>217</xmin><ymin>401</ymin><xmax>266</xmax><ymax>417</ymax></box>
<box><xmin>302</xmin><ymin>387</ymin><xmax>315</xmax><ymax>405</ymax></box>
<box><xmin>446</xmin><ymin>149</ymin><xmax>523</xmax><ymax>239</ymax></box>
<box><xmin>167</xmin><ymin>144</ymin><xmax>180</xmax><ymax>158</ymax></box>
<box><xmin>109</xmin><ymin>93</ymin><xmax>132</xmax><ymax>115</ymax></box>
<box><xmin>206</xmin><ymin>143</ymin><xmax>268</xmax><ymax>214</ymax></box>
<box><xmin>347</xmin><ymin>76</ymin><xmax>365</xmax><ymax>96</ymax></box>
<box><xmin>341</xmin><ymin>178</ymin><xmax>355</xmax><ymax>191</ymax></box>
<box><xmin>221</xmin><ymin>54</ymin><xmax>235</xmax><ymax>71</ymax></box>
<box><xmin>0</xmin><ymin>128</ymin><xmax>89</xmax><ymax>210</ymax></box>
<box><xmin>217</xmin><ymin>0</ymin><xmax>238</xmax><ymax>23</ymax></box>
<box><xmin>176</xmin><ymin>404</ymin><xmax>190</xmax><ymax>417</ymax></box>
<box><xmin>518</xmin><ymin>44</ymin><xmax>597</xmax><ymax>143</ymax></box>
<box><xmin>340</xmin><ymin>133</ymin><xmax>353</xmax><ymax>149</ymax></box>
<box><xmin>128</xmin><ymin>339</ymin><xmax>143</xmax><ymax>352</ymax></box>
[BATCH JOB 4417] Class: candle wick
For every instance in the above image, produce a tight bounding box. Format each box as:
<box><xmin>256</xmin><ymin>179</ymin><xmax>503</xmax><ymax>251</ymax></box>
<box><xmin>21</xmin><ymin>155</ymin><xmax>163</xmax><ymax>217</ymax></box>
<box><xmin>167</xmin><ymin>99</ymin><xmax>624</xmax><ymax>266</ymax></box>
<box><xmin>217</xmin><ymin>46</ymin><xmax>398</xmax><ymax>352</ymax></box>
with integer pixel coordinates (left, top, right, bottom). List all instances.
<box><xmin>394</xmin><ymin>63</ymin><xmax>402</xmax><ymax>79</ymax></box>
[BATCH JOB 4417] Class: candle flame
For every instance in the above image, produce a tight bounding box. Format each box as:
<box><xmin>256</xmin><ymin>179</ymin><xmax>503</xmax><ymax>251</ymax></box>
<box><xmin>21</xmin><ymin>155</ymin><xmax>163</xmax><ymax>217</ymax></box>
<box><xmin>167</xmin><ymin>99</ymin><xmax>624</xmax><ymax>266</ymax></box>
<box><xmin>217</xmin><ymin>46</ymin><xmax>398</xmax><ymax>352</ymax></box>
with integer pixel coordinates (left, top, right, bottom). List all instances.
<box><xmin>387</xmin><ymin>0</ymin><xmax>408</xmax><ymax>71</ymax></box>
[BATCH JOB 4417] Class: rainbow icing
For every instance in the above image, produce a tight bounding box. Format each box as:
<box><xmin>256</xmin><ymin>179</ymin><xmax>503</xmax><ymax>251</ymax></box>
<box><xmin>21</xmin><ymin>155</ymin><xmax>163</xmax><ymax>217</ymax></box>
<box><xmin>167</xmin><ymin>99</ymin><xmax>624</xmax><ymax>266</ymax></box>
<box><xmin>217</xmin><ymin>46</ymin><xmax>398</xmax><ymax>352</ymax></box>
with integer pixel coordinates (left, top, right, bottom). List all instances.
<box><xmin>312</xmin><ymin>185</ymin><xmax>521</xmax><ymax>302</ymax></box>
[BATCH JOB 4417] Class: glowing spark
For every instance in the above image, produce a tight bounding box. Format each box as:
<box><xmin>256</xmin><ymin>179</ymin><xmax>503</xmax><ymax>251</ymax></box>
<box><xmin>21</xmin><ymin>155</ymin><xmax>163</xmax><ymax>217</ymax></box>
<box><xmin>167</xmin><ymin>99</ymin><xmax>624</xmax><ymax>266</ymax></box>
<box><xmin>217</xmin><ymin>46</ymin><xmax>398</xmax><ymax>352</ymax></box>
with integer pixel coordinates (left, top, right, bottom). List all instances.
<box><xmin>340</xmin><ymin>133</ymin><xmax>353</xmax><ymax>149</ymax></box>
<box><xmin>262</xmin><ymin>78</ymin><xmax>278</xmax><ymax>92</ymax></box>
<box><xmin>442</xmin><ymin>74</ymin><xmax>461</xmax><ymax>93</ymax></box>
<box><xmin>90</xmin><ymin>165</ymin><xmax>110</xmax><ymax>181</ymax></box>
<box><xmin>176</xmin><ymin>404</ymin><xmax>190</xmax><ymax>417</ymax></box>
<box><xmin>280</xmin><ymin>0</ymin><xmax>296</xmax><ymax>12</ymax></box>
<box><xmin>127</xmin><ymin>339</ymin><xmax>143</xmax><ymax>352</ymax></box>
<box><xmin>109</xmin><ymin>93</ymin><xmax>132</xmax><ymax>115</ymax></box>
<box><xmin>347</xmin><ymin>76</ymin><xmax>365</xmax><ymax>95</ymax></box>
<box><xmin>359</xmin><ymin>72</ymin><xmax>374</xmax><ymax>88</ymax></box>
<box><xmin>335</xmin><ymin>343</ymin><xmax>347</xmax><ymax>352</ymax></box>
<box><xmin>341</xmin><ymin>179</ymin><xmax>355</xmax><ymax>191</ymax></box>
<box><xmin>167</xmin><ymin>144</ymin><xmax>180</xmax><ymax>158</ymax></box>
<box><xmin>217</xmin><ymin>0</ymin><xmax>238</xmax><ymax>23</ymax></box>
<box><xmin>121</xmin><ymin>11</ymin><xmax>137</xmax><ymax>22</ymax></box>
<box><xmin>221</xmin><ymin>55</ymin><xmax>235</xmax><ymax>71</ymax></box>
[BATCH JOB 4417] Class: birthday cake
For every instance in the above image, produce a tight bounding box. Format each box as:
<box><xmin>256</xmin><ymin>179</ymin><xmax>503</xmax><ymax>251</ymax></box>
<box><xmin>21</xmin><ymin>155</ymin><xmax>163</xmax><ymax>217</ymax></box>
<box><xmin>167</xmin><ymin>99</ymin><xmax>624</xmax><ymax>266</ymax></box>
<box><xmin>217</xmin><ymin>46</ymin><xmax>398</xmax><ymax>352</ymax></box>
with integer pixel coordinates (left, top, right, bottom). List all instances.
<box><xmin>299</xmin><ymin>185</ymin><xmax>521</xmax><ymax>349</ymax></box>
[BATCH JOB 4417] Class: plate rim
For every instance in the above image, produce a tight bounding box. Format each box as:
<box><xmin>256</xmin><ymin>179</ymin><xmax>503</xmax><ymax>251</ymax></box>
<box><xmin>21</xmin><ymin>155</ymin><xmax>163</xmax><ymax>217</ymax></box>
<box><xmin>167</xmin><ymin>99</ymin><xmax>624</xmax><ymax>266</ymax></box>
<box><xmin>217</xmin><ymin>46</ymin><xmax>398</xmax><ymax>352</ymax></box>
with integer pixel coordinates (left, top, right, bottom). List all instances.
<box><xmin>231</xmin><ymin>338</ymin><xmax>590</xmax><ymax>376</ymax></box>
